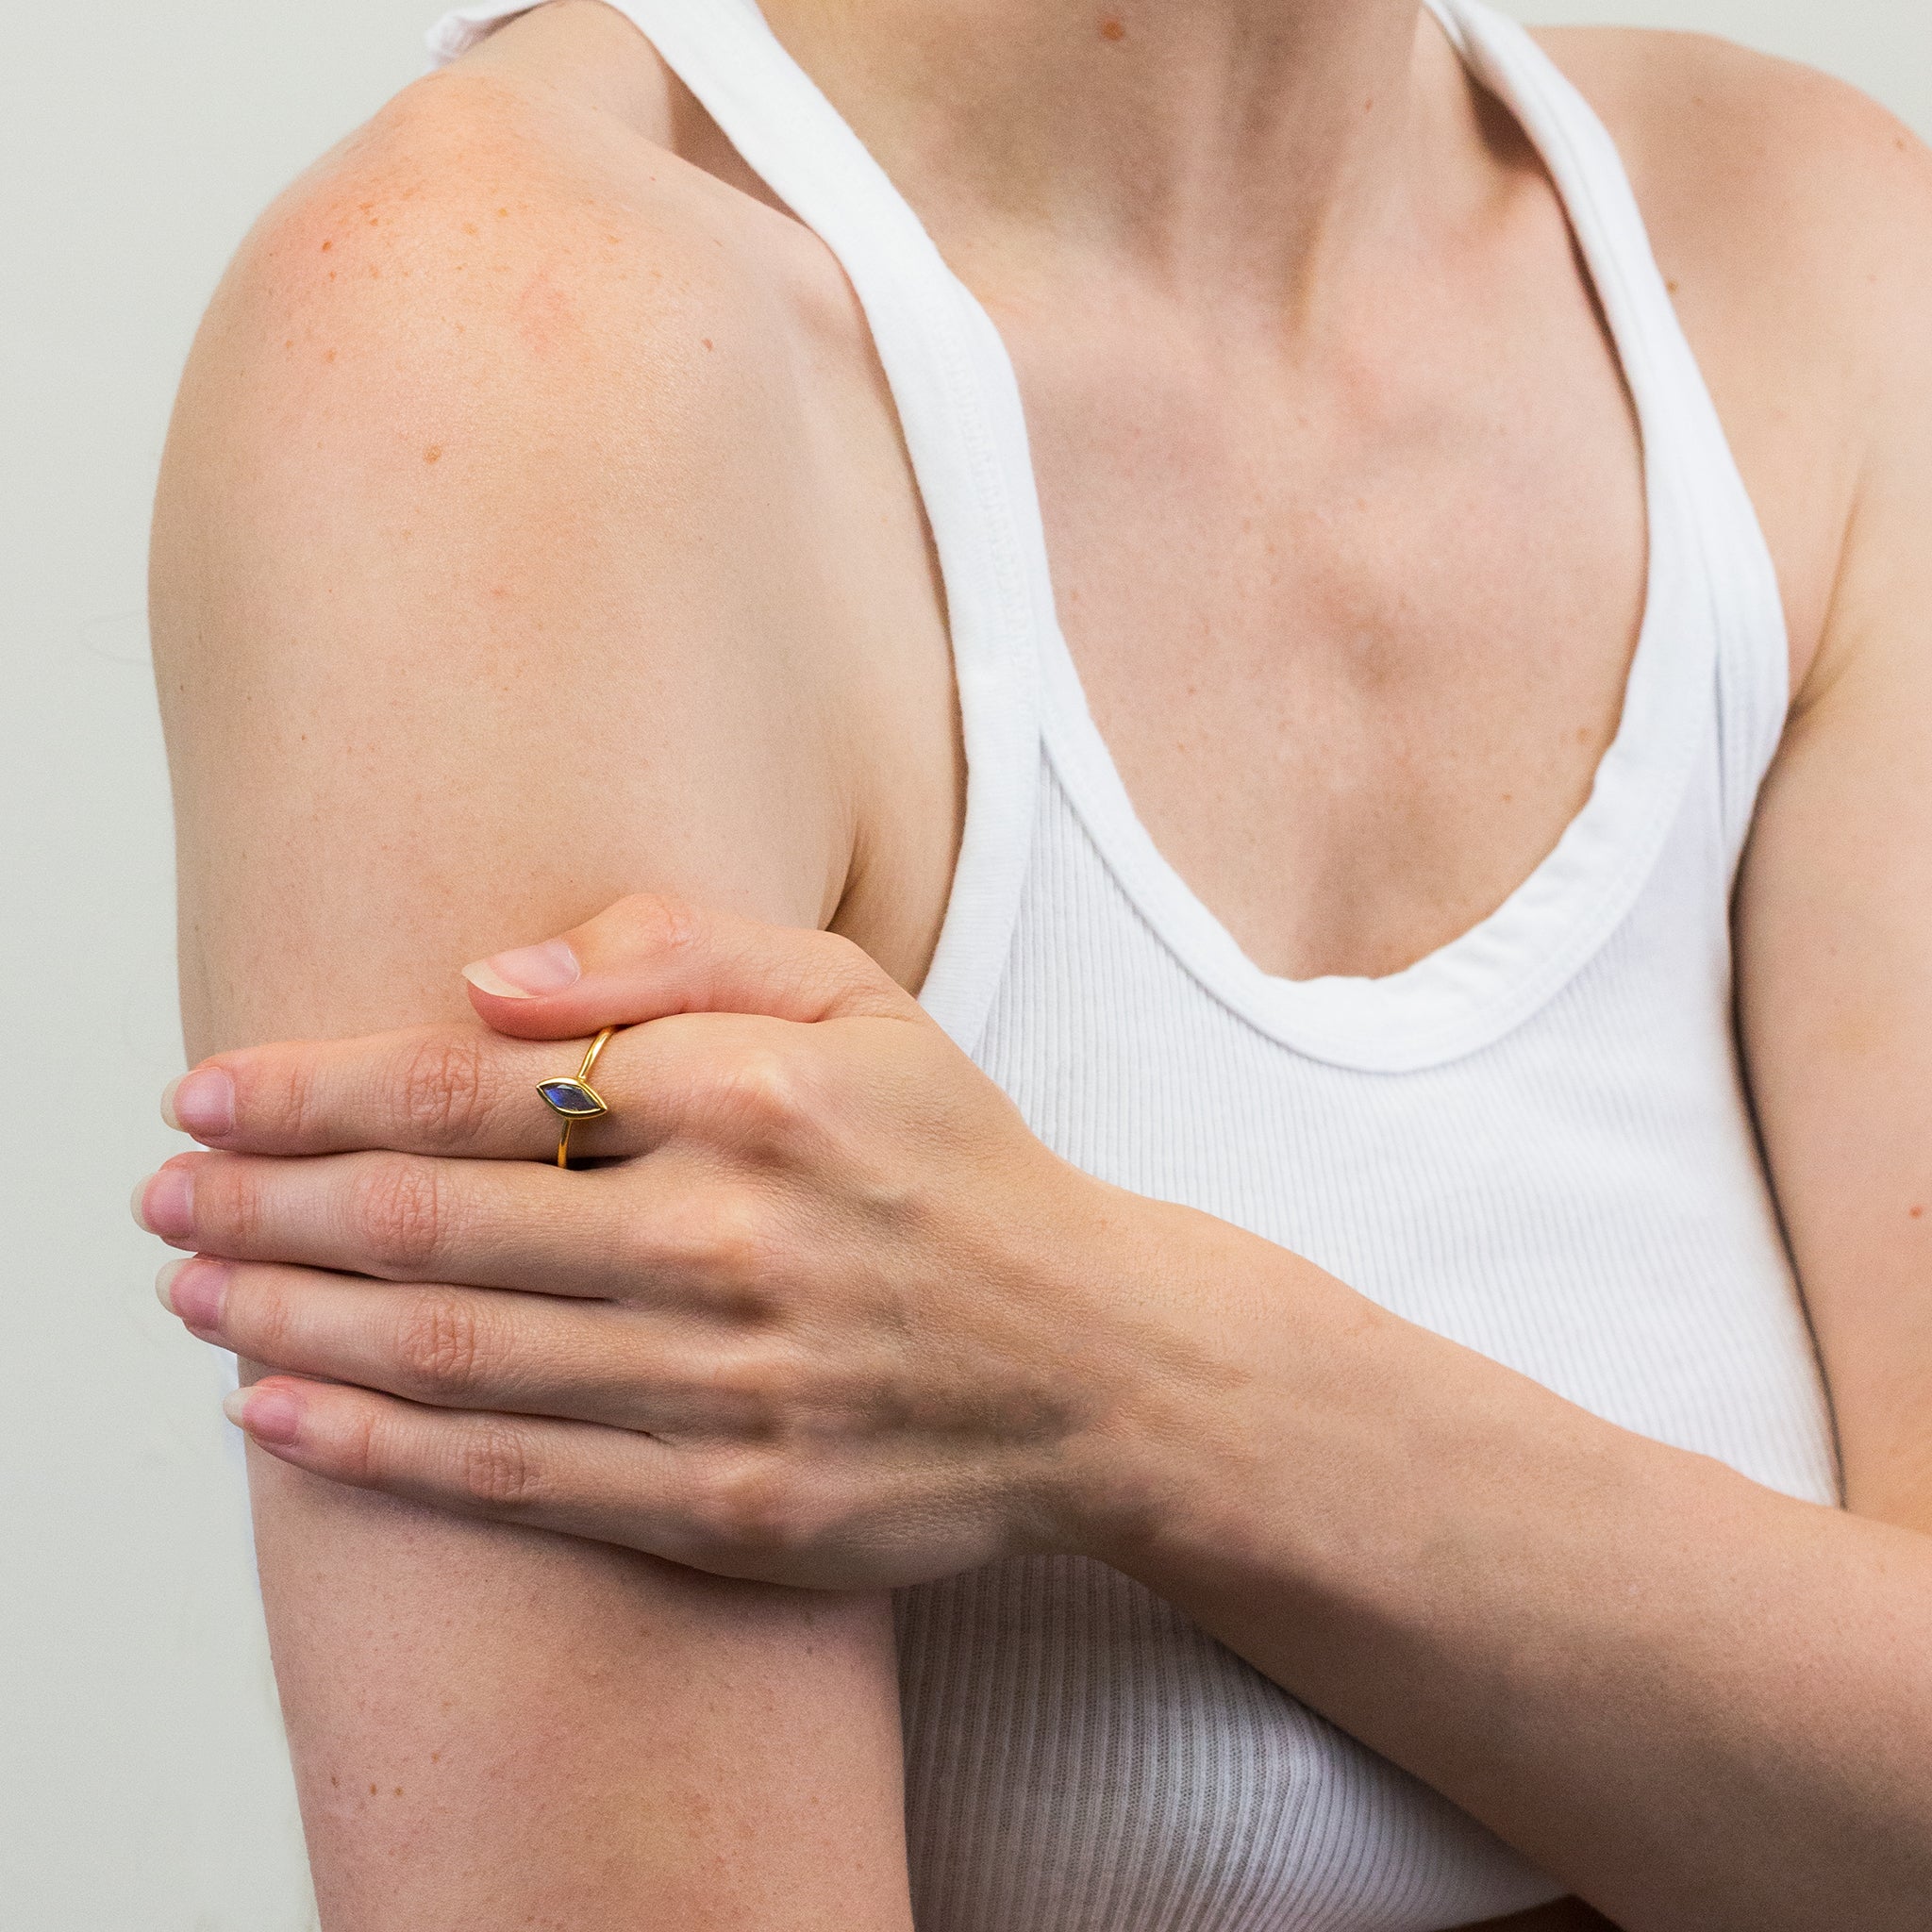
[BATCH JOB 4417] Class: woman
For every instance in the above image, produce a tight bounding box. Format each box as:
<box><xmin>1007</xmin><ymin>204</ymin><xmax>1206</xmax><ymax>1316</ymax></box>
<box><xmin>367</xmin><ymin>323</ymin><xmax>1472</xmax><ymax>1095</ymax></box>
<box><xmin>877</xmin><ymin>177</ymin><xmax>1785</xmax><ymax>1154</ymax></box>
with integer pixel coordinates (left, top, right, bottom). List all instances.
<box><xmin>141</xmin><ymin>0</ymin><xmax>1932</xmax><ymax>1924</ymax></box>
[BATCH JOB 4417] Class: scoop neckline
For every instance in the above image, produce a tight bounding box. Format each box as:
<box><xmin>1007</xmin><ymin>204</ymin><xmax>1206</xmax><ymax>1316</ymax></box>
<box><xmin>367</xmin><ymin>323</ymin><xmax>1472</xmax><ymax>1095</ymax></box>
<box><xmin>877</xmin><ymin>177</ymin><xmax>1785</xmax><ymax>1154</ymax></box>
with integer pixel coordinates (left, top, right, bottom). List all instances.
<box><xmin>1018</xmin><ymin>2</ymin><xmax>1718</xmax><ymax>1071</ymax></box>
<box><xmin>430</xmin><ymin>0</ymin><xmax>1734</xmax><ymax>1073</ymax></box>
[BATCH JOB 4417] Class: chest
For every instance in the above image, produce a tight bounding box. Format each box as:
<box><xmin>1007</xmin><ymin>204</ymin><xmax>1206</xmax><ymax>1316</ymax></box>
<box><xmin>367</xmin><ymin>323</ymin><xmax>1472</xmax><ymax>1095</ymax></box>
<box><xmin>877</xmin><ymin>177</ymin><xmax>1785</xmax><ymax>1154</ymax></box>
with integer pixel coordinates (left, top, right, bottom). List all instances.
<box><xmin>998</xmin><ymin>228</ymin><xmax>1649</xmax><ymax>983</ymax></box>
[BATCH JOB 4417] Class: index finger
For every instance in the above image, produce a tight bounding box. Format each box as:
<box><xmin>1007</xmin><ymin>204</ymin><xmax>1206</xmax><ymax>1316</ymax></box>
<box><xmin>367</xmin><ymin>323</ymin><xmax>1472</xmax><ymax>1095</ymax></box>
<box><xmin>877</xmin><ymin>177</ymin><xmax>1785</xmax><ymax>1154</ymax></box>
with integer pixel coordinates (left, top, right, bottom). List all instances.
<box><xmin>159</xmin><ymin>1010</ymin><xmax>814</xmax><ymax>1161</ymax></box>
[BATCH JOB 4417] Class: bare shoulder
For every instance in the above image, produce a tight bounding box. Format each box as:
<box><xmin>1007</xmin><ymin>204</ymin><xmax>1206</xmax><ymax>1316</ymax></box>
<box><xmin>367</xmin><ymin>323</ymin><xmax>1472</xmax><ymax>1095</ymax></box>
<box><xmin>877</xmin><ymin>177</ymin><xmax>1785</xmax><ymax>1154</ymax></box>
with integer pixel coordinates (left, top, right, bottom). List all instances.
<box><xmin>1531</xmin><ymin>25</ymin><xmax>1932</xmax><ymax>291</ymax></box>
<box><xmin>1527</xmin><ymin>25</ymin><xmax>1932</xmax><ymax>683</ymax></box>
<box><xmin>173</xmin><ymin>23</ymin><xmax>873</xmax><ymax>627</ymax></box>
<box><xmin>155</xmin><ymin>8</ymin><xmax>958</xmax><ymax>1002</ymax></box>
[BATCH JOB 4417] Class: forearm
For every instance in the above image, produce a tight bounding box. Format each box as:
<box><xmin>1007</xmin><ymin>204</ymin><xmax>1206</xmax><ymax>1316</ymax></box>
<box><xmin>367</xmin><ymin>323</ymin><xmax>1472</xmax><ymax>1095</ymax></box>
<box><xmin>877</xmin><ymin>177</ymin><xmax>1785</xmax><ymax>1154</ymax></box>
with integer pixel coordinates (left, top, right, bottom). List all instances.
<box><xmin>1107</xmin><ymin>1202</ymin><xmax>1932</xmax><ymax>1931</ymax></box>
<box><xmin>251</xmin><ymin>1448</ymin><xmax>909</xmax><ymax>1930</ymax></box>
<box><xmin>154</xmin><ymin>875</ymin><xmax>1931</xmax><ymax>1924</ymax></box>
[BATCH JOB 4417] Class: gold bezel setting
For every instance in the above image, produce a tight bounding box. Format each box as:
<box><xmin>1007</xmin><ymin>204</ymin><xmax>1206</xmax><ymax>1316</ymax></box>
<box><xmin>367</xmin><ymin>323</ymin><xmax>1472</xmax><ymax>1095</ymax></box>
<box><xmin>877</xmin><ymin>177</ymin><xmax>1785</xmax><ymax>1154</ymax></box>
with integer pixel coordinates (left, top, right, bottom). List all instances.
<box><xmin>541</xmin><ymin>1027</ymin><xmax>619</xmax><ymax>1167</ymax></box>
<box><xmin>537</xmin><ymin>1077</ymin><xmax>608</xmax><ymax>1119</ymax></box>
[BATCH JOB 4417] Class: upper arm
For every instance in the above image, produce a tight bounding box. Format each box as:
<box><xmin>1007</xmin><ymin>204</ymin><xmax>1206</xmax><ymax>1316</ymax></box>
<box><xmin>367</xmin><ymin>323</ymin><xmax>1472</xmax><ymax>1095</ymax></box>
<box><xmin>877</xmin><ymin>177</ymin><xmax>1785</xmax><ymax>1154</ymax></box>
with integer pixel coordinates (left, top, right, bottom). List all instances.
<box><xmin>155</xmin><ymin>64</ymin><xmax>858</xmax><ymax>1044</ymax></box>
<box><xmin>151</xmin><ymin>70</ymin><xmax>910</xmax><ymax>1928</ymax></box>
<box><xmin>1732</xmin><ymin>97</ymin><xmax>1932</xmax><ymax>1535</ymax></box>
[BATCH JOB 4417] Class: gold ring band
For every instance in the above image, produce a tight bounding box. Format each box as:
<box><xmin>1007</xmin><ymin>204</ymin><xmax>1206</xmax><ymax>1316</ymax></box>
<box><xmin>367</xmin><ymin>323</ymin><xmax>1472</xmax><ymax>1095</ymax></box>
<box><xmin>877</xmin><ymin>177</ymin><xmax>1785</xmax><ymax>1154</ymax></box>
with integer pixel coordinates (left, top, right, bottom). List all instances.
<box><xmin>536</xmin><ymin>1026</ymin><xmax>618</xmax><ymax>1169</ymax></box>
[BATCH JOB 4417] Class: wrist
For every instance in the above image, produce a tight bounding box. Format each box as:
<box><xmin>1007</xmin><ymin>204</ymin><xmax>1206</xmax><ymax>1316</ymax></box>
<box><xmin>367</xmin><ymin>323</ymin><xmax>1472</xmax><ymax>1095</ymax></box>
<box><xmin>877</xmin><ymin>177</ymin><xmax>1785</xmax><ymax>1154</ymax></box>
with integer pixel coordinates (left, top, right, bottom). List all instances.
<box><xmin>1043</xmin><ymin>1186</ymin><xmax>1323</xmax><ymax>1577</ymax></box>
<box><xmin>1057</xmin><ymin>1191</ymin><xmax>1459</xmax><ymax>1624</ymax></box>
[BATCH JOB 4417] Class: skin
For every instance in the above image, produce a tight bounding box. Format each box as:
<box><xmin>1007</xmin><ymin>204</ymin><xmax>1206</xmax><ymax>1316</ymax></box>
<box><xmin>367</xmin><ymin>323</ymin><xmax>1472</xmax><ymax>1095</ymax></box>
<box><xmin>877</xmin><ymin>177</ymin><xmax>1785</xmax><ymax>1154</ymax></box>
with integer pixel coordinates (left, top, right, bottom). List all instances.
<box><xmin>142</xmin><ymin>0</ymin><xmax>1932</xmax><ymax>1926</ymax></box>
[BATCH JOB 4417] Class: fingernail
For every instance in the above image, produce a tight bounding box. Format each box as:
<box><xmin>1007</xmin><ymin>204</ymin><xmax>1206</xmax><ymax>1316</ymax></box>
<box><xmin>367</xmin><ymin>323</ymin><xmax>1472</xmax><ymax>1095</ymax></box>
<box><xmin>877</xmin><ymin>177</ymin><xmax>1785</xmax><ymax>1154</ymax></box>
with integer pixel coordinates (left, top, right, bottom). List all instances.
<box><xmin>133</xmin><ymin>1166</ymin><xmax>195</xmax><ymax>1241</ymax></box>
<box><xmin>158</xmin><ymin>1257</ymin><xmax>226</xmax><ymax>1329</ymax></box>
<box><xmin>162</xmin><ymin>1068</ymin><xmax>235</xmax><ymax>1138</ymax></box>
<box><xmin>224</xmin><ymin>1383</ymin><xmax>302</xmax><ymax>1446</ymax></box>
<box><xmin>462</xmin><ymin>939</ymin><xmax>580</xmax><ymax>998</ymax></box>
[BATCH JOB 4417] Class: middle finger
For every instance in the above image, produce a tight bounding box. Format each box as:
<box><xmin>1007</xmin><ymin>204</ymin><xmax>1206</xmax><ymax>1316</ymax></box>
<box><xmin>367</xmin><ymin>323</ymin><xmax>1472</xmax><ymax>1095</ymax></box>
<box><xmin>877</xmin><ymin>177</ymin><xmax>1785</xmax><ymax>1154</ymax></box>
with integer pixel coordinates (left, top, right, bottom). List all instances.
<box><xmin>160</xmin><ymin>1257</ymin><xmax>737</xmax><ymax>1433</ymax></box>
<box><xmin>135</xmin><ymin>1145</ymin><xmax>676</xmax><ymax>1298</ymax></box>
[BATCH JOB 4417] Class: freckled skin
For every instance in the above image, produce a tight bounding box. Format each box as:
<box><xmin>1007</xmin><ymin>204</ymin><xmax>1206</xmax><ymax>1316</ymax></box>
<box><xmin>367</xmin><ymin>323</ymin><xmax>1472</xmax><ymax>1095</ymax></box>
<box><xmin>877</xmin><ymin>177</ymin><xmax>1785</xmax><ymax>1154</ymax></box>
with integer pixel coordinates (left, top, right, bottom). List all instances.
<box><xmin>150</xmin><ymin>1</ymin><xmax>1932</xmax><ymax>1925</ymax></box>
<box><xmin>151</xmin><ymin>21</ymin><xmax>946</xmax><ymax>1917</ymax></box>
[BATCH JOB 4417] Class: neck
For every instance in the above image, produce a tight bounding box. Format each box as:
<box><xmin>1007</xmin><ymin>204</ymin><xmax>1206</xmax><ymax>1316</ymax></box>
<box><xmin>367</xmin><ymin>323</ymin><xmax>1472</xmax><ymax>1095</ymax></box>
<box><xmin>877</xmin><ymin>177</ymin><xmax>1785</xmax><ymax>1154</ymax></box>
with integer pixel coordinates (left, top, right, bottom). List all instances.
<box><xmin>757</xmin><ymin>0</ymin><xmax>1464</xmax><ymax>312</ymax></box>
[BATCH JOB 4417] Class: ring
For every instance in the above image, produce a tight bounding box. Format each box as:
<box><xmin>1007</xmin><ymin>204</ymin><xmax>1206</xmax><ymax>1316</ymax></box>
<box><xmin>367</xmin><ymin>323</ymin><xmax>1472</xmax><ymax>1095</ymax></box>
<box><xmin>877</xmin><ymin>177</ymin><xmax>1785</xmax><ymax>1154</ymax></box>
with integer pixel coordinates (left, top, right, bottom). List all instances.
<box><xmin>537</xmin><ymin>1026</ymin><xmax>618</xmax><ymax>1169</ymax></box>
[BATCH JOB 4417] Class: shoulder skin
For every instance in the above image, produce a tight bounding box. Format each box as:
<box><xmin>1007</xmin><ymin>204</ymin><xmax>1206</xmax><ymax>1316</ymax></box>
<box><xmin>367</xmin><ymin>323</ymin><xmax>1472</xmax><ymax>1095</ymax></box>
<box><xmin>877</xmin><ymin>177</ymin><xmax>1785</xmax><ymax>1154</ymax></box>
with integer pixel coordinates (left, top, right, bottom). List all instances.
<box><xmin>157</xmin><ymin>23</ymin><xmax>958</xmax><ymax>1021</ymax></box>
<box><xmin>1529</xmin><ymin>25</ymin><xmax>1932</xmax><ymax>698</ymax></box>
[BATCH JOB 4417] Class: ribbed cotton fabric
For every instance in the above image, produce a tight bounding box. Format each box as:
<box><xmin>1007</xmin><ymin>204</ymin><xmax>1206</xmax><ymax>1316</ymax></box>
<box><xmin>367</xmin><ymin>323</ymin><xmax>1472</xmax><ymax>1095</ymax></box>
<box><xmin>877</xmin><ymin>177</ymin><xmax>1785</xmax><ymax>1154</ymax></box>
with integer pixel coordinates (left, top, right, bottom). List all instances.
<box><xmin>428</xmin><ymin>5</ymin><xmax>1840</xmax><ymax>1924</ymax></box>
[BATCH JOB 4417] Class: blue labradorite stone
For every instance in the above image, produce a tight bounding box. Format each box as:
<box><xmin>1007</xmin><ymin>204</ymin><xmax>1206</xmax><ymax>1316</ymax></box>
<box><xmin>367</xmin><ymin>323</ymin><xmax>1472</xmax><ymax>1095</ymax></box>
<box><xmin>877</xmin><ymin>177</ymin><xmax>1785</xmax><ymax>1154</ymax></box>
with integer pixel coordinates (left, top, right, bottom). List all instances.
<box><xmin>538</xmin><ymin>1078</ymin><xmax>607</xmax><ymax>1117</ymax></box>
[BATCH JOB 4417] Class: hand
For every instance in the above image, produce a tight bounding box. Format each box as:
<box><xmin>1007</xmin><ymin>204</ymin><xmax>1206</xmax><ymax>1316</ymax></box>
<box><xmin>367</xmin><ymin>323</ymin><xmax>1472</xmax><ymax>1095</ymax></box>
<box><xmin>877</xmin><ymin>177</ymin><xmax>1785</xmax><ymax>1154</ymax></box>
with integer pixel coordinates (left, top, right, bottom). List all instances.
<box><xmin>137</xmin><ymin>897</ymin><xmax>1194</xmax><ymax>1589</ymax></box>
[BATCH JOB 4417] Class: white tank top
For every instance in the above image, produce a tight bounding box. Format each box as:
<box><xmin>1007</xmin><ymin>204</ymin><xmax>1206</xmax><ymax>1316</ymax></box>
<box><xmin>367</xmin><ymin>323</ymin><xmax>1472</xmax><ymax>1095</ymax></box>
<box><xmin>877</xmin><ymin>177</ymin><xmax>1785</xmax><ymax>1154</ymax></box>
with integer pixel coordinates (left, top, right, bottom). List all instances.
<box><xmin>432</xmin><ymin>5</ymin><xmax>1839</xmax><ymax>1924</ymax></box>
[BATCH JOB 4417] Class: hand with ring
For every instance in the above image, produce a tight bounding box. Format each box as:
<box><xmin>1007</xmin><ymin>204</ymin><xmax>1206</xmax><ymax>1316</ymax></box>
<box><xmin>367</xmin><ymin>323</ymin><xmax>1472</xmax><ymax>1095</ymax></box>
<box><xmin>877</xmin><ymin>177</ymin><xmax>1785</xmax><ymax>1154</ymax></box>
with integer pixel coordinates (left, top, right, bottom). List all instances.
<box><xmin>135</xmin><ymin>895</ymin><xmax>1213</xmax><ymax>1590</ymax></box>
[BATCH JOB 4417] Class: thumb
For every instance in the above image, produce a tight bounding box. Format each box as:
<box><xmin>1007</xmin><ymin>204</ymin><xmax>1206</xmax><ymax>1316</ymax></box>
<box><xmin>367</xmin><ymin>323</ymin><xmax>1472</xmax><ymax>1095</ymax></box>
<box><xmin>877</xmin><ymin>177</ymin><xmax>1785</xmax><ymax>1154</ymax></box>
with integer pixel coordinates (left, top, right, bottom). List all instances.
<box><xmin>459</xmin><ymin>893</ymin><xmax>915</xmax><ymax>1040</ymax></box>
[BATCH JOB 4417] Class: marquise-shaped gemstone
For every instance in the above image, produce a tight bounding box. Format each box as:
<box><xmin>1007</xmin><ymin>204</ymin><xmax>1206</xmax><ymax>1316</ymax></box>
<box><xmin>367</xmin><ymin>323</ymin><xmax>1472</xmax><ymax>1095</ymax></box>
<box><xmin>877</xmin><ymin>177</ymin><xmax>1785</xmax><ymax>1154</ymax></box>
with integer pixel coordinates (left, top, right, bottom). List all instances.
<box><xmin>537</xmin><ymin>1077</ymin><xmax>608</xmax><ymax>1118</ymax></box>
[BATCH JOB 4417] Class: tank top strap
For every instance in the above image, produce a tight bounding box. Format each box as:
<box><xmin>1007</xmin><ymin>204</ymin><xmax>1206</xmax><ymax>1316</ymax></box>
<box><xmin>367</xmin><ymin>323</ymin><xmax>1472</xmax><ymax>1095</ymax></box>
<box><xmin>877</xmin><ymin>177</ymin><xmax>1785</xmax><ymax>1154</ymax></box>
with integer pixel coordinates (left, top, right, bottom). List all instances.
<box><xmin>1428</xmin><ymin>0</ymin><xmax>1790</xmax><ymax>862</ymax></box>
<box><xmin>427</xmin><ymin>0</ymin><xmax>1792</xmax><ymax>1065</ymax></box>
<box><xmin>429</xmin><ymin>0</ymin><xmax>1046</xmax><ymax>1054</ymax></box>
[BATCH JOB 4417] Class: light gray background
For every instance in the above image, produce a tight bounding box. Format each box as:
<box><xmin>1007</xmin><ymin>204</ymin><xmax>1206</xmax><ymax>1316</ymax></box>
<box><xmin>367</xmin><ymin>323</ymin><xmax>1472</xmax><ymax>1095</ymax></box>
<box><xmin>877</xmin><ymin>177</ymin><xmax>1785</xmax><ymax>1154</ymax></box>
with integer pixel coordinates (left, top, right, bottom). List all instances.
<box><xmin>4</xmin><ymin>3</ymin><xmax>1925</xmax><ymax>1924</ymax></box>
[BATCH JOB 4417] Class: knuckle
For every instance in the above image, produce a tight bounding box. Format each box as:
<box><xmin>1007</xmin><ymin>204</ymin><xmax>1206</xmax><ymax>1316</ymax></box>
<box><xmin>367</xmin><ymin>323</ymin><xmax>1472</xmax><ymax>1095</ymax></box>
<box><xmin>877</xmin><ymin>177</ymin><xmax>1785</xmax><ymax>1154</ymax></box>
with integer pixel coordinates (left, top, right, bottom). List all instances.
<box><xmin>691</xmin><ymin>1450</ymin><xmax>805</xmax><ymax>1554</ymax></box>
<box><xmin>451</xmin><ymin>1420</ymin><xmax>541</xmax><ymax>1511</ymax></box>
<box><xmin>714</xmin><ymin>1045</ymin><xmax>813</xmax><ymax>1155</ymax></box>
<box><xmin>233</xmin><ymin>1271</ymin><xmax>298</xmax><ymax>1363</ymax></box>
<box><xmin>392</xmin><ymin>1032</ymin><xmax>497</xmax><ymax>1145</ymax></box>
<box><xmin>712</xmin><ymin>1345</ymin><xmax>809</xmax><ymax>1439</ymax></box>
<box><xmin>657</xmin><ymin>1186</ymin><xmax>781</xmax><ymax>1304</ymax></box>
<box><xmin>238</xmin><ymin>1048</ymin><xmax>319</xmax><ymax>1144</ymax></box>
<box><xmin>394</xmin><ymin>1291</ymin><xmax>494</xmax><ymax>1400</ymax></box>
<box><xmin>349</xmin><ymin>1157</ymin><xmax>454</xmax><ymax>1275</ymax></box>
<box><xmin>608</xmin><ymin>891</ymin><xmax>702</xmax><ymax>958</ymax></box>
<box><xmin>199</xmin><ymin>1158</ymin><xmax>267</xmax><ymax>1251</ymax></box>
<box><xmin>333</xmin><ymin>1401</ymin><xmax>384</xmax><ymax>1490</ymax></box>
